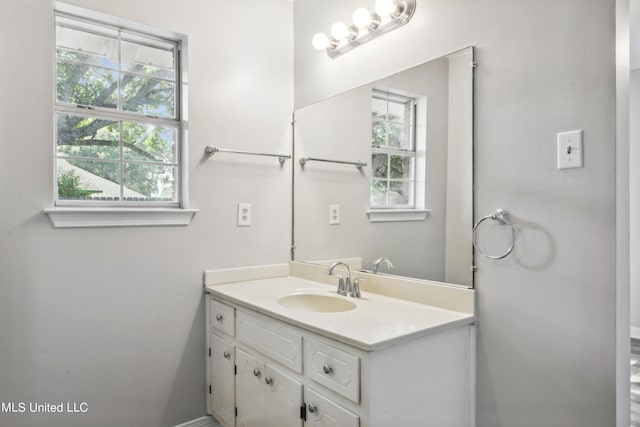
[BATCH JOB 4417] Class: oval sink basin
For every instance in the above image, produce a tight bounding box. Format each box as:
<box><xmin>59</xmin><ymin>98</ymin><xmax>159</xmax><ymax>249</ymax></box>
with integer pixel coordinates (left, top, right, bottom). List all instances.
<box><xmin>278</xmin><ymin>293</ymin><xmax>356</xmax><ymax>313</ymax></box>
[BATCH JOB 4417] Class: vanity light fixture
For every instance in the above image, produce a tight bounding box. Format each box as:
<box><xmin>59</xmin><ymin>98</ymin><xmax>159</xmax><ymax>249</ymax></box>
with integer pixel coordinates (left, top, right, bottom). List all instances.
<box><xmin>312</xmin><ymin>0</ymin><xmax>416</xmax><ymax>58</ymax></box>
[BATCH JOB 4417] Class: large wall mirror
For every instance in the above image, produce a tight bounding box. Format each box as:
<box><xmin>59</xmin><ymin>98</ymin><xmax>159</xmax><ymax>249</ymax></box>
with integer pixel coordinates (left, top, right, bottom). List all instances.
<box><xmin>292</xmin><ymin>47</ymin><xmax>474</xmax><ymax>288</ymax></box>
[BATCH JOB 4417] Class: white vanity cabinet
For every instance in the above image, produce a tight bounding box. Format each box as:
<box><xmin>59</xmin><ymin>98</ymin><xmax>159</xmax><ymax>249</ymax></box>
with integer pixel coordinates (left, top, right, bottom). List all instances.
<box><xmin>207</xmin><ymin>296</ymin><xmax>358</xmax><ymax>427</ymax></box>
<box><xmin>206</xmin><ymin>292</ymin><xmax>473</xmax><ymax>427</ymax></box>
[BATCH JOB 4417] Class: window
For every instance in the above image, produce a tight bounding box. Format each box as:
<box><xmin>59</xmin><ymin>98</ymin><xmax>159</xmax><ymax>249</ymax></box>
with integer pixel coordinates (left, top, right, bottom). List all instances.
<box><xmin>367</xmin><ymin>89</ymin><xmax>429</xmax><ymax>223</ymax></box>
<box><xmin>370</xmin><ymin>90</ymin><xmax>416</xmax><ymax>208</ymax></box>
<box><xmin>45</xmin><ymin>4</ymin><xmax>196</xmax><ymax>227</ymax></box>
<box><xmin>54</xmin><ymin>11</ymin><xmax>181</xmax><ymax>206</ymax></box>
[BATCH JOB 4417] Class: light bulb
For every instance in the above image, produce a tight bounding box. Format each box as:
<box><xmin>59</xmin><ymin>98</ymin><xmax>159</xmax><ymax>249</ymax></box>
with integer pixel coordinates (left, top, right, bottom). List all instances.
<box><xmin>374</xmin><ymin>0</ymin><xmax>397</xmax><ymax>17</ymax></box>
<box><xmin>312</xmin><ymin>32</ymin><xmax>330</xmax><ymax>50</ymax></box>
<box><xmin>352</xmin><ymin>8</ymin><xmax>373</xmax><ymax>28</ymax></box>
<box><xmin>330</xmin><ymin>21</ymin><xmax>350</xmax><ymax>41</ymax></box>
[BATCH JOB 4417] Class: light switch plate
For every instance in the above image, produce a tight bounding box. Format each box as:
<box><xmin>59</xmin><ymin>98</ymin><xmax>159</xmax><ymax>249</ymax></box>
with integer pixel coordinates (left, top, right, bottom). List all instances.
<box><xmin>329</xmin><ymin>204</ymin><xmax>340</xmax><ymax>225</ymax></box>
<box><xmin>557</xmin><ymin>130</ymin><xmax>583</xmax><ymax>169</ymax></box>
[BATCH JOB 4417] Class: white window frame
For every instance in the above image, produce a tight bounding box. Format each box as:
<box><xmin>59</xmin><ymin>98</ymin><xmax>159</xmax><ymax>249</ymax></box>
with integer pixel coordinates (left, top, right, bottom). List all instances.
<box><xmin>45</xmin><ymin>2</ymin><xmax>197</xmax><ymax>227</ymax></box>
<box><xmin>368</xmin><ymin>89</ymin><xmax>429</xmax><ymax>222</ymax></box>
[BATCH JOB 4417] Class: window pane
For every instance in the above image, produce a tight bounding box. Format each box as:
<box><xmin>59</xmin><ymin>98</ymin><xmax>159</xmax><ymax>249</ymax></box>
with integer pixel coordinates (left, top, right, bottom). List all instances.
<box><xmin>121</xmin><ymin>40</ymin><xmax>175</xmax><ymax>79</ymax></box>
<box><xmin>57</xmin><ymin>114</ymin><xmax>120</xmax><ymax>159</ymax></box>
<box><xmin>372</xmin><ymin>153</ymin><xmax>388</xmax><ymax>178</ymax></box>
<box><xmin>372</xmin><ymin>119</ymin><xmax>386</xmax><ymax>147</ymax></box>
<box><xmin>58</xmin><ymin>159</ymin><xmax>121</xmax><ymax>201</ymax></box>
<box><xmin>57</xmin><ymin>62</ymin><xmax>119</xmax><ymax>108</ymax></box>
<box><xmin>387</xmin><ymin>122</ymin><xmax>411</xmax><ymax>149</ymax></box>
<box><xmin>122</xmin><ymin>74</ymin><xmax>175</xmax><ymax>117</ymax></box>
<box><xmin>387</xmin><ymin>100</ymin><xmax>407</xmax><ymax>123</ymax></box>
<box><xmin>124</xmin><ymin>163</ymin><xmax>176</xmax><ymax>201</ymax></box>
<box><xmin>370</xmin><ymin>180</ymin><xmax>388</xmax><ymax>206</ymax></box>
<box><xmin>389</xmin><ymin>155</ymin><xmax>413</xmax><ymax>179</ymax></box>
<box><xmin>371</xmin><ymin>97</ymin><xmax>387</xmax><ymax>120</ymax></box>
<box><xmin>123</xmin><ymin>122</ymin><xmax>177</xmax><ymax>163</ymax></box>
<box><xmin>56</xmin><ymin>25</ymin><xmax>118</xmax><ymax>69</ymax></box>
<box><xmin>388</xmin><ymin>181</ymin><xmax>413</xmax><ymax>206</ymax></box>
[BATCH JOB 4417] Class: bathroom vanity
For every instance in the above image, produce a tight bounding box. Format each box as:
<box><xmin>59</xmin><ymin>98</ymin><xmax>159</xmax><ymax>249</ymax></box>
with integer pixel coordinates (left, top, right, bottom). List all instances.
<box><xmin>204</xmin><ymin>262</ymin><xmax>475</xmax><ymax>427</ymax></box>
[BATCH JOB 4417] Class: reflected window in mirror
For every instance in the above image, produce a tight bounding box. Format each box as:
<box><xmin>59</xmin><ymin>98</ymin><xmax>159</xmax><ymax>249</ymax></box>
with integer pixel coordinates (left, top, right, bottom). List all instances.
<box><xmin>370</xmin><ymin>89</ymin><xmax>426</xmax><ymax>211</ymax></box>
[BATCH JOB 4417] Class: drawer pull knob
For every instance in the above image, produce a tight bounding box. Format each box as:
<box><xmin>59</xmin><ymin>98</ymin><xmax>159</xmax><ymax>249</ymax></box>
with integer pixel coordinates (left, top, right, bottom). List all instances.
<box><xmin>253</xmin><ymin>369</ymin><xmax>261</xmax><ymax>377</ymax></box>
<box><xmin>223</xmin><ymin>351</ymin><xmax>231</xmax><ymax>359</ymax></box>
<box><xmin>264</xmin><ymin>376</ymin><xmax>273</xmax><ymax>385</ymax></box>
<box><xmin>307</xmin><ymin>403</ymin><xmax>317</xmax><ymax>414</ymax></box>
<box><xmin>322</xmin><ymin>364</ymin><xmax>333</xmax><ymax>375</ymax></box>
<box><xmin>216</xmin><ymin>314</ymin><xmax>223</xmax><ymax>322</ymax></box>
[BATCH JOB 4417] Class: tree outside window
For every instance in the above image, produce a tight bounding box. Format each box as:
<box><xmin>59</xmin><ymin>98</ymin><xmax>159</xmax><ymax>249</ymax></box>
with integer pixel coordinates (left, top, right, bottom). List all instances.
<box><xmin>55</xmin><ymin>15</ymin><xmax>181</xmax><ymax>205</ymax></box>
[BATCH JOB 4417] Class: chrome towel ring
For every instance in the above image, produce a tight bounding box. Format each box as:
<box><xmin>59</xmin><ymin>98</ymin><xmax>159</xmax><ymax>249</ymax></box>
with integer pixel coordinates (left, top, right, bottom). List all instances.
<box><xmin>472</xmin><ymin>208</ymin><xmax>515</xmax><ymax>259</ymax></box>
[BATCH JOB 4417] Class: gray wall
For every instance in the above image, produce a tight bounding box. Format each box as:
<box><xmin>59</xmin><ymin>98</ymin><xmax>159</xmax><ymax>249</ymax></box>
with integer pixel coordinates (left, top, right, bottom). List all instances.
<box><xmin>0</xmin><ymin>1</ymin><xmax>292</xmax><ymax>426</ymax></box>
<box><xmin>294</xmin><ymin>0</ymin><xmax>618</xmax><ymax>426</ymax></box>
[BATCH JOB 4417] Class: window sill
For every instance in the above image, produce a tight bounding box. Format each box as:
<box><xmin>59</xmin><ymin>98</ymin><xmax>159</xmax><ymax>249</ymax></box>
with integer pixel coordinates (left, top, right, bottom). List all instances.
<box><xmin>366</xmin><ymin>209</ymin><xmax>430</xmax><ymax>223</ymax></box>
<box><xmin>43</xmin><ymin>207</ymin><xmax>199</xmax><ymax>228</ymax></box>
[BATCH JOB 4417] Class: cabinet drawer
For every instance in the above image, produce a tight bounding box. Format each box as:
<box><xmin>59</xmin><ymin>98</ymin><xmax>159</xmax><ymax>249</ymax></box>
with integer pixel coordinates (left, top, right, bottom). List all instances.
<box><xmin>236</xmin><ymin>310</ymin><xmax>303</xmax><ymax>373</ymax></box>
<box><xmin>304</xmin><ymin>387</ymin><xmax>359</xmax><ymax>427</ymax></box>
<box><xmin>304</xmin><ymin>337</ymin><xmax>360</xmax><ymax>403</ymax></box>
<box><xmin>210</xmin><ymin>299</ymin><xmax>235</xmax><ymax>337</ymax></box>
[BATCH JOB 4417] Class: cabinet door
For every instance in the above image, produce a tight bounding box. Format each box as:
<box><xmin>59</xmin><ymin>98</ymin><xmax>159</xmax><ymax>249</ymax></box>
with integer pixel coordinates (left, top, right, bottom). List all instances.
<box><xmin>236</xmin><ymin>349</ymin><xmax>266</xmax><ymax>427</ymax></box>
<box><xmin>211</xmin><ymin>333</ymin><xmax>236</xmax><ymax>427</ymax></box>
<box><xmin>237</xmin><ymin>349</ymin><xmax>303</xmax><ymax>427</ymax></box>
<box><xmin>304</xmin><ymin>388</ymin><xmax>359</xmax><ymax>427</ymax></box>
<box><xmin>265</xmin><ymin>364</ymin><xmax>303</xmax><ymax>427</ymax></box>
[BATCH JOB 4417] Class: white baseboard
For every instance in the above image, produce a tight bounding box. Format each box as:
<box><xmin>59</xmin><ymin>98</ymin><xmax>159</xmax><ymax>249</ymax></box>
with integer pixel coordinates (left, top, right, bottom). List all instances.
<box><xmin>174</xmin><ymin>416</ymin><xmax>215</xmax><ymax>427</ymax></box>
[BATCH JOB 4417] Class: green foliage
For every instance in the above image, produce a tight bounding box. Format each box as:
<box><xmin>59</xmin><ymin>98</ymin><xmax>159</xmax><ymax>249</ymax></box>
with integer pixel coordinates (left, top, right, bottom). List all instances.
<box><xmin>57</xmin><ymin>169</ymin><xmax>102</xmax><ymax>199</ymax></box>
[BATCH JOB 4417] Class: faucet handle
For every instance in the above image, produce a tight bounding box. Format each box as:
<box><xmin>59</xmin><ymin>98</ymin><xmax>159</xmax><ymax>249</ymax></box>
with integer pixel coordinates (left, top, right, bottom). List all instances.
<box><xmin>351</xmin><ymin>278</ymin><xmax>367</xmax><ymax>298</ymax></box>
<box><xmin>344</xmin><ymin>276</ymin><xmax>352</xmax><ymax>296</ymax></box>
<box><xmin>334</xmin><ymin>274</ymin><xmax>347</xmax><ymax>296</ymax></box>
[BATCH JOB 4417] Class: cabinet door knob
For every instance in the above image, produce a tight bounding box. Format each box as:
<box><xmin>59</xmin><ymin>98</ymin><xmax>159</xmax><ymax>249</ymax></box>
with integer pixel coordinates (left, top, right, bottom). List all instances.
<box><xmin>322</xmin><ymin>364</ymin><xmax>333</xmax><ymax>375</ymax></box>
<box><xmin>216</xmin><ymin>314</ymin><xmax>223</xmax><ymax>321</ymax></box>
<box><xmin>223</xmin><ymin>351</ymin><xmax>231</xmax><ymax>359</ymax></box>
<box><xmin>264</xmin><ymin>376</ymin><xmax>273</xmax><ymax>385</ymax></box>
<box><xmin>253</xmin><ymin>368</ymin><xmax>261</xmax><ymax>377</ymax></box>
<box><xmin>307</xmin><ymin>403</ymin><xmax>317</xmax><ymax>414</ymax></box>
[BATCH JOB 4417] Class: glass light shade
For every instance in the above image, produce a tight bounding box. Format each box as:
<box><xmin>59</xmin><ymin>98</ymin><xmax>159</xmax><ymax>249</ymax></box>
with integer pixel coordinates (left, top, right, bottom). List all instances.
<box><xmin>312</xmin><ymin>32</ymin><xmax>330</xmax><ymax>50</ymax></box>
<box><xmin>374</xmin><ymin>0</ymin><xmax>397</xmax><ymax>17</ymax></box>
<box><xmin>352</xmin><ymin>8</ymin><xmax>373</xmax><ymax>28</ymax></box>
<box><xmin>330</xmin><ymin>21</ymin><xmax>350</xmax><ymax>40</ymax></box>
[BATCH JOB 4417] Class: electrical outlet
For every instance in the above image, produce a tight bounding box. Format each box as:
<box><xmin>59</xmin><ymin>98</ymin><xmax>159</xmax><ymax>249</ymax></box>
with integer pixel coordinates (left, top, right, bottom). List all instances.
<box><xmin>329</xmin><ymin>204</ymin><xmax>340</xmax><ymax>225</ymax></box>
<box><xmin>237</xmin><ymin>203</ymin><xmax>251</xmax><ymax>226</ymax></box>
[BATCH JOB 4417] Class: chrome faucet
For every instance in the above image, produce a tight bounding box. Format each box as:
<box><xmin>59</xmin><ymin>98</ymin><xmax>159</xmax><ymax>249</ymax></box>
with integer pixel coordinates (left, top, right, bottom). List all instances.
<box><xmin>373</xmin><ymin>257</ymin><xmax>394</xmax><ymax>274</ymax></box>
<box><xmin>327</xmin><ymin>261</ymin><xmax>352</xmax><ymax>297</ymax></box>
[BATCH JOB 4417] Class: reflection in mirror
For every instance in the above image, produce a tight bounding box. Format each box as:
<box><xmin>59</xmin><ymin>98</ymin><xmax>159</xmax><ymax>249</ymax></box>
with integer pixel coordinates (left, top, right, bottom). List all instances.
<box><xmin>293</xmin><ymin>47</ymin><xmax>474</xmax><ymax>288</ymax></box>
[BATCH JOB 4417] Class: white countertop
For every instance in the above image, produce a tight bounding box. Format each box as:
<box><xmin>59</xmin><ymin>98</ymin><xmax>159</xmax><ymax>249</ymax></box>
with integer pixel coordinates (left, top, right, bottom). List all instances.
<box><xmin>205</xmin><ymin>274</ymin><xmax>475</xmax><ymax>351</ymax></box>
